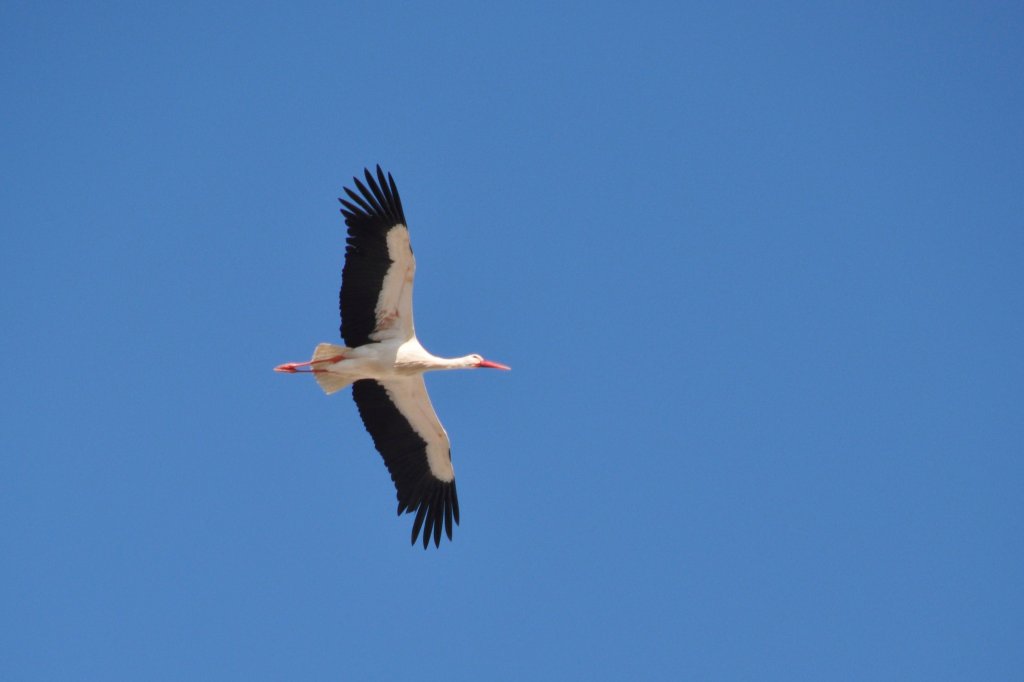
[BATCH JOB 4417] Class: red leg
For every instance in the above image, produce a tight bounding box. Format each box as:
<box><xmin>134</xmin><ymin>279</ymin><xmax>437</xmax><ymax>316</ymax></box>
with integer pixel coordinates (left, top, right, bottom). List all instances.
<box><xmin>274</xmin><ymin>354</ymin><xmax>345</xmax><ymax>373</ymax></box>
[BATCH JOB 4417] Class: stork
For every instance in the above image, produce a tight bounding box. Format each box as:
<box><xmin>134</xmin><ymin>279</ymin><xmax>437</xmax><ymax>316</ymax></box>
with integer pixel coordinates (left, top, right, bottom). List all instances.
<box><xmin>275</xmin><ymin>166</ymin><xmax>509</xmax><ymax>548</ymax></box>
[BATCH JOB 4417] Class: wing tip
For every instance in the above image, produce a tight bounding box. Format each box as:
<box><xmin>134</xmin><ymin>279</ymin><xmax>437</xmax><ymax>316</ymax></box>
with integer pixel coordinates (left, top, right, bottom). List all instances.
<box><xmin>402</xmin><ymin>479</ymin><xmax>459</xmax><ymax>549</ymax></box>
<box><xmin>338</xmin><ymin>165</ymin><xmax>406</xmax><ymax>229</ymax></box>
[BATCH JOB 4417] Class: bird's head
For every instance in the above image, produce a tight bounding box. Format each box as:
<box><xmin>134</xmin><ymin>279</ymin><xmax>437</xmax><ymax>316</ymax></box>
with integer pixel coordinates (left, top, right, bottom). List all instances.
<box><xmin>469</xmin><ymin>354</ymin><xmax>510</xmax><ymax>370</ymax></box>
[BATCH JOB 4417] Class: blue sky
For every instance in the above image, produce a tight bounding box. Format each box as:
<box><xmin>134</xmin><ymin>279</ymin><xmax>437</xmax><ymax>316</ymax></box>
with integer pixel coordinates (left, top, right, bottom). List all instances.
<box><xmin>2</xmin><ymin>1</ymin><xmax>1022</xmax><ymax>679</ymax></box>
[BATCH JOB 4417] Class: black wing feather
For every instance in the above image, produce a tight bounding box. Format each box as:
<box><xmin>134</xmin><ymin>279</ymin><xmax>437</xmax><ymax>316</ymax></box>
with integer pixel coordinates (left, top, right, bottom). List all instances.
<box><xmin>351</xmin><ymin>379</ymin><xmax>460</xmax><ymax>549</ymax></box>
<box><xmin>343</xmin><ymin>186</ymin><xmax>375</xmax><ymax>215</ymax></box>
<box><xmin>366</xmin><ymin>168</ymin><xmax>392</xmax><ymax>214</ymax></box>
<box><xmin>352</xmin><ymin>176</ymin><xmax>385</xmax><ymax>214</ymax></box>
<box><xmin>338</xmin><ymin>165</ymin><xmax>408</xmax><ymax>347</ymax></box>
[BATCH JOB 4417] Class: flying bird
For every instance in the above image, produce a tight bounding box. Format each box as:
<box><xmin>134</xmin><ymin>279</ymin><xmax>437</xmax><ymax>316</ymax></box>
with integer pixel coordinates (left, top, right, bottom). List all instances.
<box><xmin>275</xmin><ymin>166</ymin><xmax>510</xmax><ymax>548</ymax></box>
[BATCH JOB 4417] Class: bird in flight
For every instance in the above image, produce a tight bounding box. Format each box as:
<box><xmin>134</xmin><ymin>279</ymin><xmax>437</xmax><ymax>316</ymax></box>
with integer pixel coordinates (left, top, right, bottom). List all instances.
<box><xmin>275</xmin><ymin>166</ymin><xmax>510</xmax><ymax>548</ymax></box>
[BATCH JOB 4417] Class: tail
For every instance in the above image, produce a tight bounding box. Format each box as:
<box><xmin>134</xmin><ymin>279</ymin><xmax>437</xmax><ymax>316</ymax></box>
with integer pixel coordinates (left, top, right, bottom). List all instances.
<box><xmin>311</xmin><ymin>343</ymin><xmax>353</xmax><ymax>395</ymax></box>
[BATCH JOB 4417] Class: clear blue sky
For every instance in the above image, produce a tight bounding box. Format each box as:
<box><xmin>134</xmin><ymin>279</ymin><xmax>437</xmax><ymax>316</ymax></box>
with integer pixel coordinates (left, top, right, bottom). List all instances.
<box><xmin>2</xmin><ymin>2</ymin><xmax>1022</xmax><ymax>679</ymax></box>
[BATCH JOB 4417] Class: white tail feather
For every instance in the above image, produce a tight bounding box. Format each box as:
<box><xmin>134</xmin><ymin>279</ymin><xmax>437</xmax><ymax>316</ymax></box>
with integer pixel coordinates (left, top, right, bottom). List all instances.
<box><xmin>313</xmin><ymin>343</ymin><xmax>347</xmax><ymax>363</ymax></box>
<box><xmin>311</xmin><ymin>343</ymin><xmax>352</xmax><ymax>395</ymax></box>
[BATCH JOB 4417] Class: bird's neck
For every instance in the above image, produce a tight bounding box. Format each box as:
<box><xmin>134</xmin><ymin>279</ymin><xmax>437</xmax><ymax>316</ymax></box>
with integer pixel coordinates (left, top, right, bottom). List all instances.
<box><xmin>433</xmin><ymin>355</ymin><xmax>478</xmax><ymax>370</ymax></box>
<box><xmin>398</xmin><ymin>348</ymin><xmax>477</xmax><ymax>372</ymax></box>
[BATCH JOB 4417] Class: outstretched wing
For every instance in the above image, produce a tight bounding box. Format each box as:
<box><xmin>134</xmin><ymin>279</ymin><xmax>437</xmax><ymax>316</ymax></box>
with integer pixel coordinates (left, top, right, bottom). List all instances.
<box><xmin>351</xmin><ymin>377</ymin><xmax>460</xmax><ymax>548</ymax></box>
<box><xmin>338</xmin><ymin>166</ymin><xmax>415</xmax><ymax>346</ymax></box>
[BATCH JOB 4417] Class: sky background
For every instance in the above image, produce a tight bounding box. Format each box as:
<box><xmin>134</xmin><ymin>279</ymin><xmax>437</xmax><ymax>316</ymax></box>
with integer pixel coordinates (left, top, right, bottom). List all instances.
<box><xmin>2</xmin><ymin>1</ymin><xmax>1022</xmax><ymax>680</ymax></box>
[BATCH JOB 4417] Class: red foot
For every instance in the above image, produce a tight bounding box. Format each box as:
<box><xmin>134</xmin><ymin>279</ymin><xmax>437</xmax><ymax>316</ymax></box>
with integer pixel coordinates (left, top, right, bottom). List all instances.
<box><xmin>274</xmin><ymin>363</ymin><xmax>305</xmax><ymax>373</ymax></box>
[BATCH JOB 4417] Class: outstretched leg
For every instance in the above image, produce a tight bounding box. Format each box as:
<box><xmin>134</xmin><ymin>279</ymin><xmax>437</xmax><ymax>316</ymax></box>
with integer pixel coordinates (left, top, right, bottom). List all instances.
<box><xmin>274</xmin><ymin>343</ymin><xmax>348</xmax><ymax>373</ymax></box>
<box><xmin>274</xmin><ymin>356</ymin><xmax>344</xmax><ymax>373</ymax></box>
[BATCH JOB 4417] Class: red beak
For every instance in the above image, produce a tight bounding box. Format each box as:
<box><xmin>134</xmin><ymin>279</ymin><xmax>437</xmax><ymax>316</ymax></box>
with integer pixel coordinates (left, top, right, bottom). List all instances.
<box><xmin>477</xmin><ymin>359</ymin><xmax>511</xmax><ymax>370</ymax></box>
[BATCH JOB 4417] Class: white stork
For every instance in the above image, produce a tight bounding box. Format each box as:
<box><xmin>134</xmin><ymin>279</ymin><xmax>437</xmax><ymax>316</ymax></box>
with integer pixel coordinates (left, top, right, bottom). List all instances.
<box><xmin>275</xmin><ymin>166</ymin><xmax>509</xmax><ymax>548</ymax></box>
